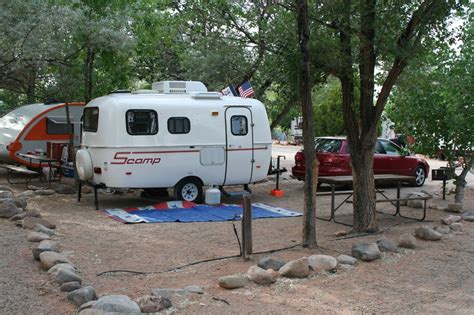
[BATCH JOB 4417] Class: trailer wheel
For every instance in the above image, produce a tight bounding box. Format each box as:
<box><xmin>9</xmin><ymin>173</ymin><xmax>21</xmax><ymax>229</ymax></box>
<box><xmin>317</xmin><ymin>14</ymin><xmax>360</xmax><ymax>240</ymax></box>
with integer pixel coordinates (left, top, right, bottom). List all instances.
<box><xmin>76</xmin><ymin>149</ymin><xmax>93</xmax><ymax>180</ymax></box>
<box><xmin>174</xmin><ymin>177</ymin><xmax>203</xmax><ymax>203</ymax></box>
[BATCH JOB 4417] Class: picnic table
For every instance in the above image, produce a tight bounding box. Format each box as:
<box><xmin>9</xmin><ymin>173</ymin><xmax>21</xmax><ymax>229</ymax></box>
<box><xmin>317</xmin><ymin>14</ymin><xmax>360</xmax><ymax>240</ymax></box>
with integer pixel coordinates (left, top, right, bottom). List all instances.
<box><xmin>12</xmin><ymin>153</ymin><xmax>61</xmax><ymax>187</ymax></box>
<box><xmin>317</xmin><ymin>174</ymin><xmax>431</xmax><ymax>226</ymax></box>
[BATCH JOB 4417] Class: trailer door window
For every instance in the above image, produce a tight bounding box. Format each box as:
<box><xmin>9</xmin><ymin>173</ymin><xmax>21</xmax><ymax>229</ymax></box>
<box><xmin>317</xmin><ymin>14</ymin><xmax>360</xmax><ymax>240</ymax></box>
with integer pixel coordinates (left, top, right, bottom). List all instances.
<box><xmin>230</xmin><ymin>115</ymin><xmax>248</xmax><ymax>136</ymax></box>
<box><xmin>168</xmin><ymin>117</ymin><xmax>190</xmax><ymax>134</ymax></box>
<box><xmin>83</xmin><ymin>107</ymin><xmax>99</xmax><ymax>132</ymax></box>
<box><xmin>46</xmin><ymin>117</ymin><xmax>73</xmax><ymax>135</ymax></box>
<box><xmin>126</xmin><ymin>110</ymin><xmax>158</xmax><ymax>135</ymax></box>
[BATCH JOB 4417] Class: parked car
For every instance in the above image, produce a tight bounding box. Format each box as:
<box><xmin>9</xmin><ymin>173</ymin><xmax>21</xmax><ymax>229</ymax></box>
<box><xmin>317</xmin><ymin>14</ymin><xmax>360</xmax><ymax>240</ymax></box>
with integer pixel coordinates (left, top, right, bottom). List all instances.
<box><xmin>291</xmin><ymin>137</ymin><xmax>430</xmax><ymax>187</ymax></box>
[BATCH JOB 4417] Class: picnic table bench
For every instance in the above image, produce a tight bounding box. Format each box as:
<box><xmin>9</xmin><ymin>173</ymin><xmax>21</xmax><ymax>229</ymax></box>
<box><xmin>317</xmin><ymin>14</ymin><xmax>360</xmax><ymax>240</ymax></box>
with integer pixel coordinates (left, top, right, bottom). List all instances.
<box><xmin>317</xmin><ymin>174</ymin><xmax>431</xmax><ymax>226</ymax></box>
<box><xmin>1</xmin><ymin>165</ymin><xmax>41</xmax><ymax>189</ymax></box>
<box><xmin>347</xmin><ymin>195</ymin><xmax>432</xmax><ymax>221</ymax></box>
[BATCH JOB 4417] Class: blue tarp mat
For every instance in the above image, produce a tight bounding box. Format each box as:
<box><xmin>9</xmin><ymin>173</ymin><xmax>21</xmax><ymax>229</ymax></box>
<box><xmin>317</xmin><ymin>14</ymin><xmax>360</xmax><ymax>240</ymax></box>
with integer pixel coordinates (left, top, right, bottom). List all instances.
<box><xmin>101</xmin><ymin>201</ymin><xmax>301</xmax><ymax>224</ymax></box>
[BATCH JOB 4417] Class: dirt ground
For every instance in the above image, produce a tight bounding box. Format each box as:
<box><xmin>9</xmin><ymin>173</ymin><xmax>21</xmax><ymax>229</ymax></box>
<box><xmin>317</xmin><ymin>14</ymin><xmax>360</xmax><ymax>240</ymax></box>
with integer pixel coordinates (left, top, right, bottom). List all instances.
<box><xmin>1</xmin><ymin>157</ymin><xmax>473</xmax><ymax>314</ymax></box>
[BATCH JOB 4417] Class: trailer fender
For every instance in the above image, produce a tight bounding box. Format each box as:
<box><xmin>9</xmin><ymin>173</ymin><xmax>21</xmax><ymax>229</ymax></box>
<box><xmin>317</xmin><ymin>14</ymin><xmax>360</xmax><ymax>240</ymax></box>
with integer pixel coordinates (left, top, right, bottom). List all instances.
<box><xmin>76</xmin><ymin>149</ymin><xmax>94</xmax><ymax>180</ymax></box>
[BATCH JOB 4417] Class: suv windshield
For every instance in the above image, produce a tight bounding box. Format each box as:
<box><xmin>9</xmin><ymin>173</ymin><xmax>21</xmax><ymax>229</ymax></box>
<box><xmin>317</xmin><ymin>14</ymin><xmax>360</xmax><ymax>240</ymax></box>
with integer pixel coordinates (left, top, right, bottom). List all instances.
<box><xmin>315</xmin><ymin>139</ymin><xmax>342</xmax><ymax>153</ymax></box>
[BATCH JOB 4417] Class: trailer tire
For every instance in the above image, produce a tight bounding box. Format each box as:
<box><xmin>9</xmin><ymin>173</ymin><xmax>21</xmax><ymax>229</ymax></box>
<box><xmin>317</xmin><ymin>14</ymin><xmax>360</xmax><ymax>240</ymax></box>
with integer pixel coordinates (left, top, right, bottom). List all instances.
<box><xmin>76</xmin><ymin>149</ymin><xmax>93</xmax><ymax>180</ymax></box>
<box><xmin>174</xmin><ymin>177</ymin><xmax>203</xmax><ymax>203</ymax></box>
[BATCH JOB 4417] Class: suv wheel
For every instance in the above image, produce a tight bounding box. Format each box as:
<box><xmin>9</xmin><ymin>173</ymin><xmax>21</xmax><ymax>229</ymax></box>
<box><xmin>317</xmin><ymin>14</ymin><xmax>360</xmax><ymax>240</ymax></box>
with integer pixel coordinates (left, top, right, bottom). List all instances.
<box><xmin>412</xmin><ymin>166</ymin><xmax>426</xmax><ymax>187</ymax></box>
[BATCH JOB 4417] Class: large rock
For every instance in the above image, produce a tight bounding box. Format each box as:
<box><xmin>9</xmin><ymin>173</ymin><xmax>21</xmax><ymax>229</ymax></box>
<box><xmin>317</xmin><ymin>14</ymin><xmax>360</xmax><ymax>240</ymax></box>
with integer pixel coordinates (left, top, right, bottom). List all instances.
<box><xmin>307</xmin><ymin>255</ymin><xmax>337</xmax><ymax>272</ymax></box>
<box><xmin>9</xmin><ymin>209</ymin><xmax>41</xmax><ymax>222</ymax></box>
<box><xmin>67</xmin><ymin>286</ymin><xmax>97</xmax><ymax>307</ymax></box>
<box><xmin>27</xmin><ymin>231</ymin><xmax>51</xmax><ymax>242</ymax></box>
<box><xmin>0</xmin><ymin>202</ymin><xmax>23</xmax><ymax>218</ymax></box>
<box><xmin>22</xmin><ymin>216</ymin><xmax>56</xmax><ymax>229</ymax></box>
<box><xmin>61</xmin><ymin>281</ymin><xmax>82</xmax><ymax>292</ymax></box>
<box><xmin>415</xmin><ymin>226</ymin><xmax>442</xmax><ymax>241</ymax></box>
<box><xmin>48</xmin><ymin>263</ymin><xmax>76</xmax><ymax>275</ymax></box>
<box><xmin>279</xmin><ymin>257</ymin><xmax>310</xmax><ymax>278</ymax></box>
<box><xmin>398</xmin><ymin>234</ymin><xmax>417</xmax><ymax>249</ymax></box>
<box><xmin>18</xmin><ymin>190</ymin><xmax>35</xmax><ymax>198</ymax></box>
<box><xmin>351</xmin><ymin>243</ymin><xmax>381</xmax><ymax>262</ymax></box>
<box><xmin>449</xmin><ymin>222</ymin><xmax>463</xmax><ymax>232</ymax></box>
<box><xmin>39</xmin><ymin>251</ymin><xmax>73</xmax><ymax>270</ymax></box>
<box><xmin>35</xmin><ymin>189</ymin><xmax>56</xmax><ymax>196</ymax></box>
<box><xmin>247</xmin><ymin>265</ymin><xmax>276</xmax><ymax>285</ymax></box>
<box><xmin>91</xmin><ymin>295</ymin><xmax>141</xmax><ymax>314</ymax></box>
<box><xmin>49</xmin><ymin>263</ymin><xmax>82</xmax><ymax>284</ymax></box>
<box><xmin>447</xmin><ymin>203</ymin><xmax>463</xmax><ymax>213</ymax></box>
<box><xmin>11</xmin><ymin>197</ymin><xmax>27</xmax><ymax>209</ymax></box>
<box><xmin>33</xmin><ymin>223</ymin><xmax>57</xmax><ymax>236</ymax></box>
<box><xmin>376</xmin><ymin>239</ymin><xmax>399</xmax><ymax>253</ymax></box>
<box><xmin>257</xmin><ymin>257</ymin><xmax>286</xmax><ymax>271</ymax></box>
<box><xmin>441</xmin><ymin>215</ymin><xmax>462</xmax><ymax>225</ymax></box>
<box><xmin>55</xmin><ymin>184</ymin><xmax>77</xmax><ymax>195</ymax></box>
<box><xmin>0</xmin><ymin>188</ymin><xmax>14</xmax><ymax>199</ymax></box>
<box><xmin>32</xmin><ymin>240</ymin><xmax>59</xmax><ymax>260</ymax></box>
<box><xmin>433</xmin><ymin>226</ymin><xmax>451</xmax><ymax>235</ymax></box>
<box><xmin>136</xmin><ymin>295</ymin><xmax>172</xmax><ymax>313</ymax></box>
<box><xmin>218</xmin><ymin>274</ymin><xmax>249</xmax><ymax>289</ymax></box>
<box><xmin>337</xmin><ymin>255</ymin><xmax>357</xmax><ymax>265</ymax></box>
<box><xmin>462</xmin><ymin>211</ymin><xmax>474</xmax><ymax>222</ymax></box>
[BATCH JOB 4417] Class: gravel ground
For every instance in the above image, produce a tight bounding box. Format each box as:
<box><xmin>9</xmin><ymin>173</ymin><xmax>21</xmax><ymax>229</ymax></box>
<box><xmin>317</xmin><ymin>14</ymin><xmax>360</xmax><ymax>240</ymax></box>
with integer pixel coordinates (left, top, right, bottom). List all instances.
<box><xmin>0</xmin><ymin>221</ymin><xmax>56</xmax><ymax>314</ymax></box>
<box><xmin>0</xmin><ymin>152</ymin><xmax>473</xmax><ymax>314</ymax></box>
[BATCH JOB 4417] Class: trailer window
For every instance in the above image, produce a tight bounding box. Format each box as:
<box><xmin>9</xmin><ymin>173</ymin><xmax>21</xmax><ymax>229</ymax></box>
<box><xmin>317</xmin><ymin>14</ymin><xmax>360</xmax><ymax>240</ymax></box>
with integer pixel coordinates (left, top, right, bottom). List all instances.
<box><xmin>83</xmin><ymin>107</ymin><xmax>99</xmax><ymax>132</ymax></box>
<box><xmin>126</xmin><ymin>110</ymin><xmax>158</xmax><ymax>135</ymax></box>
<box><xmin>231</xmin><ymin>115</ymin><xmax>248</xmax><ymax>136</ymax></box>
<box><xmin>168</xmin><ymin>117</ymin><xmax>190</xmax><ymax>134</ymax></box>
<box><xmin>46</xmin><ymin>117</ymin><xmax>73</xmax><ymax>135</ymax></box>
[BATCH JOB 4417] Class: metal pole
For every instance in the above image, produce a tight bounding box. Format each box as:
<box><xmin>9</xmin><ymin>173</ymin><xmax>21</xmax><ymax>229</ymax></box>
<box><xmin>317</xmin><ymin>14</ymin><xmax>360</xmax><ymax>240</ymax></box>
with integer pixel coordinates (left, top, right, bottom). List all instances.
<box><xmin>241</xmin><ymin>195</ymin><xmax>252</xmax><ymax>259</ymax></box>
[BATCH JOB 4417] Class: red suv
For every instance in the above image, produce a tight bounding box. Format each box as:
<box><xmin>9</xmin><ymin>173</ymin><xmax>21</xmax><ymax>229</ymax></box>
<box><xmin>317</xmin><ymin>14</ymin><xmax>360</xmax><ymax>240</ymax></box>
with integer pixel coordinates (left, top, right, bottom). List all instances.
<box><xmin>291</xmin><ymin>137</ymin><xmax>430</xmax><ymax>187</ymax></box>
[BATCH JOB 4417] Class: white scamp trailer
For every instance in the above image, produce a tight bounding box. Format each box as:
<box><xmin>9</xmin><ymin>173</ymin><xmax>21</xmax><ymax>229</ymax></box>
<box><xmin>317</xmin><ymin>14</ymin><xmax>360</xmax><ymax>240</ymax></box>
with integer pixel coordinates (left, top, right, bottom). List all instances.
<box><xmin>0</xmin><ymin>101</ymin><xmax>85</xmax><ymax>167</ymax></box>
<box><xmin>76</xmin><ymin>81</ymin><xmax>272</xmax><ymax>204</ymax></box>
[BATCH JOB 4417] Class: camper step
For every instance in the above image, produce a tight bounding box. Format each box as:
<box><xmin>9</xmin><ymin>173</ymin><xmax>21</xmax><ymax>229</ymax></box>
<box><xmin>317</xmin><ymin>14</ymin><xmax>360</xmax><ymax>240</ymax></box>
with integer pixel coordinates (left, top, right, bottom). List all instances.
<box><xmin>223</xmin><ymin>191</ymin><xmax>251</xmax><ymax>198</ymax></box>
<box><xmin>219</xmin><ymin>185</ymin><xmax>252</xmax><ymax>198</ymax></box>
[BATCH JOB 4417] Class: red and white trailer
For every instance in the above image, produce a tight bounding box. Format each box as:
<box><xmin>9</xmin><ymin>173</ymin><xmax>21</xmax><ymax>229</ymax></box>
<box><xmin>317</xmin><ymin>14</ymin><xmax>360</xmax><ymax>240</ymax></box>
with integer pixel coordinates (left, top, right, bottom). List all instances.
<box><xmin>0</xmin><ymin>101</ymin><xmax>85</xmax><ymax>167</ymax></box>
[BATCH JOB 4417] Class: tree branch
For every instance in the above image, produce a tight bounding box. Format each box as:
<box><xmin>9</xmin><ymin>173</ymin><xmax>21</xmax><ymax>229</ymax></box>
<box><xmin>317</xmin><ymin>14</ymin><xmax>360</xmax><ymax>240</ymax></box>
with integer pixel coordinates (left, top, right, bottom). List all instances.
<box><xmin>374</xmin><ymin>0</ymin><xmax>441</xmax><ymax>123</ymax></box>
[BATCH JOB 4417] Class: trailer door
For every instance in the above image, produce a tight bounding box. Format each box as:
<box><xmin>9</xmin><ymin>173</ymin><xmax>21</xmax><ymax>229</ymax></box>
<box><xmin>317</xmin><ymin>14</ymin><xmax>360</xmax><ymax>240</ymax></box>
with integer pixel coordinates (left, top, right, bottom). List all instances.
<box><xmin>224</xmin><ymin>107</ymin><xmax>254</xmax><ymax>185</ymax></box>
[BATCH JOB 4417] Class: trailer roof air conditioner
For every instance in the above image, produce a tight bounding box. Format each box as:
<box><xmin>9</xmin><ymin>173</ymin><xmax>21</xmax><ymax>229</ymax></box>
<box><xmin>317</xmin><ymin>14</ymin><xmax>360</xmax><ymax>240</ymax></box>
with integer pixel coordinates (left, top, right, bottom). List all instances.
<box><xmin>152</xmin><ymin>81</ymin><xmax>208</xmax><ymax>94</ymax></box>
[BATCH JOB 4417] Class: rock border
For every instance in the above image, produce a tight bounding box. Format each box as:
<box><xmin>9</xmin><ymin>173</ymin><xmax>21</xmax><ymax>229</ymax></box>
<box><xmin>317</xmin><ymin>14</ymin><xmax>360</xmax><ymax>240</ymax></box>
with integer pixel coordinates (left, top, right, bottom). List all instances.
<box><xmin>1</xmin><ymin>187</ymin><xmax>472</xmax><ymax>313</ymax></box>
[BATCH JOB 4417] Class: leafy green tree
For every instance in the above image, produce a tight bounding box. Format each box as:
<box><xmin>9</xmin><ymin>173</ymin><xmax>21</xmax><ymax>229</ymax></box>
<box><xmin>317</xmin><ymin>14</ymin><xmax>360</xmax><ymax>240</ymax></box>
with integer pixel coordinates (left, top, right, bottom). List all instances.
<box><xmin>387</xmin><ymin>12</ymin><xmax>473</xmax><ymax>203</ymax></box>
<box><xmin>313</xmin><ymin>77</ymin><xmax>345</xmax><ymax>137</ymax></box>
<box><xmin>310</xmin><ymin>0</ymin><xmax>468</xmax><ymax>232</ymax></box>
<box><xmin>0</xmin><ymin>0</ymin><xmax>78</xmax><ymax>103</ymax></box>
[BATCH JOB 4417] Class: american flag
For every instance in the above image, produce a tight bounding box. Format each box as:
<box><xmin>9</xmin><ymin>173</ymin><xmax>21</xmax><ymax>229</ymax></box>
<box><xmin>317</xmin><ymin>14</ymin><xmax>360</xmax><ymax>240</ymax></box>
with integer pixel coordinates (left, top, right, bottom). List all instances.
<box><xmin>238</xmin><ymin>81</ymin><xmax>254</xmax><ymax>98</ymax></box>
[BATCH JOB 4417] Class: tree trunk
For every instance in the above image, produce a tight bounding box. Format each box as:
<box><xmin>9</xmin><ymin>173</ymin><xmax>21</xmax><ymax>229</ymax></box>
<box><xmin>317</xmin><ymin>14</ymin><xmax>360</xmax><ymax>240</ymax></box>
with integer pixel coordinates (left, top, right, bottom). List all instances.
<box><xmin>84</xmin><ymin>47</ymin><xmax>96</xmax><ymax>104</ymax></box>
<box><xmin>350</xmin><ymin>140</ymin><xmax>378</xmax><ymax>232</ymax></box>
<box><xmin>338</xmin><ymin>0</ymin><xmax>379</xmax><ymax>233</ymax></box>
<box><xmin>25</xmin><ymin>81</ymin><xmax>35</xmax><ymax>104</ymax></box>
<box><xmin>454</xmin><ymin>162</ymin><xmax>471</xmax><ymax>203</ymax></box>
<box><xmin>297</xmin><ymin>0</ymin><xmax>318</xmax><ymax>248</ymax></box>
<box><xmin>24</xmin><ymin>68</ymin><xmax>37</xmax><ymax>104</ymax></box>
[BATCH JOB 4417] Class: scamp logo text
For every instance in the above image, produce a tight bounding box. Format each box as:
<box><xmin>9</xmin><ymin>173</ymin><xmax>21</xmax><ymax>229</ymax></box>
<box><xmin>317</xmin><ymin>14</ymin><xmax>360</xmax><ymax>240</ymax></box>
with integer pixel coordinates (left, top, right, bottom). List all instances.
<box><xmin>111</xmin><ymin>152</ymin><xmax>161</xmax><ymax>165</ymax></box>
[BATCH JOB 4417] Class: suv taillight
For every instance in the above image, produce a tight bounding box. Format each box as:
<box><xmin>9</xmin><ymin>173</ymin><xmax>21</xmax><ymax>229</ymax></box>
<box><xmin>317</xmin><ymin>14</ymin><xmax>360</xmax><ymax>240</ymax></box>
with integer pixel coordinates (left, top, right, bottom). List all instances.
<box><xmin>320</xmin><ymin>153</ymin><xmax>339</xmax><ymax>166</ymax></box>
<box><xmin>295</xmin><ymin>152</ymin><xmax>305</xmax><ymax>166</ymax></box>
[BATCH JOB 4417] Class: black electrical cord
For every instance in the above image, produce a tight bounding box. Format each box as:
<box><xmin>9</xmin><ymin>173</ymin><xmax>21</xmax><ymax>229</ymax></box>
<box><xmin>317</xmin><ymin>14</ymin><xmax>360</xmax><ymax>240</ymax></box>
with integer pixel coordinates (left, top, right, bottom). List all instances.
<box><xmin>231</xmin><ymin>215</ymin><xmax>242</xmax><ymax>256</ymax></box>
<box><xmin>96</xmin><ymin>242</ymin><xmax>302</xmax><ymax>277</ymax></box>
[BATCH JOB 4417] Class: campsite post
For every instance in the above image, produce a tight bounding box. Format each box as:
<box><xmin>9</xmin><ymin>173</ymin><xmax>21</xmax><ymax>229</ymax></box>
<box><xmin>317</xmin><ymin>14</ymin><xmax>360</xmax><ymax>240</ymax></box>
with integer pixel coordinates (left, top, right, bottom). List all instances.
<box><xmin>242</xmin><ymin>195</ymin><xmax>253</xmax><ymax>259</ymax></box>
<box><xmin>64</xmin><ymin>102</ymin><xmax>77</xmax><ymax>184</ymax></box>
